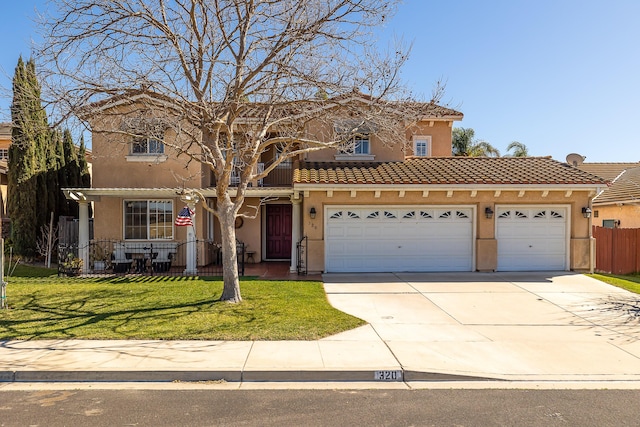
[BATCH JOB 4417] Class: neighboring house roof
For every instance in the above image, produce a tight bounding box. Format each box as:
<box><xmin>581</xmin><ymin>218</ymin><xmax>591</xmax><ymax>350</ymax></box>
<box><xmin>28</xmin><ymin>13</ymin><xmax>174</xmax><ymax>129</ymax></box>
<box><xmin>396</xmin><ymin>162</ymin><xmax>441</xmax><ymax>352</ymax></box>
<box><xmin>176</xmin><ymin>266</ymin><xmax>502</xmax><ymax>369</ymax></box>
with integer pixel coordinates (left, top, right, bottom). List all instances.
<box><xmin>577</xmin><ymin>162</ymin><xmax>640</xmax><ymax>181</ymax></box>
<box><xmin>577</xmin><ymin>163</ymin><xmax>640</xmax><ymax>205</ymax></box>
<box><xmin>294</xmin><ymin>157</ymin><xmax>608</xmax><ymax>187</ymax></box>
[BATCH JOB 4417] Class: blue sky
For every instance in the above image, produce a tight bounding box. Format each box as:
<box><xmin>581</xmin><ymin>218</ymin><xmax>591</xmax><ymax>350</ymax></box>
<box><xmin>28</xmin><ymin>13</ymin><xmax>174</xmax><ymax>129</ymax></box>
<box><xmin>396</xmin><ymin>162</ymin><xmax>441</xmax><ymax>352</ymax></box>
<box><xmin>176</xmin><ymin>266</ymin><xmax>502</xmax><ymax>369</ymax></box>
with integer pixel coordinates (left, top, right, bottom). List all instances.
<box><xmin>0</xmin><ymin>0</ymin><xmax>638</xmax><ymax>162</ymax></box>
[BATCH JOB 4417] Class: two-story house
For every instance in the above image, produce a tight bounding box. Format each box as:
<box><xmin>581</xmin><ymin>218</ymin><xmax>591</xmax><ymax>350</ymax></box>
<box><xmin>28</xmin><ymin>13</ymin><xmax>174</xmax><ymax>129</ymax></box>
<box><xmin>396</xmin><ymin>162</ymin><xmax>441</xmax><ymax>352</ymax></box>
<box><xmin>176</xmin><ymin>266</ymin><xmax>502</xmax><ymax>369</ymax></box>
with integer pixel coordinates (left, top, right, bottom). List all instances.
<box><xmin>66</xmin><ymin>94</ymin><xmax>607</xmax><ymax>274</ymax></box>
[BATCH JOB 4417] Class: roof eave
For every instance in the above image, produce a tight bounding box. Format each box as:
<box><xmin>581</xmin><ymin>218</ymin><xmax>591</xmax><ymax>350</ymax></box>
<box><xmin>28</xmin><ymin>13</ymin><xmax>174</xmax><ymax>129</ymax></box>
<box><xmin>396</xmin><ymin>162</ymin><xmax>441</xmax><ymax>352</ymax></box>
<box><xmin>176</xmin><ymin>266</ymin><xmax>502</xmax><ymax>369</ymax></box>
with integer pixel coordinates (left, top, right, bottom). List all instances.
<box><xmin>293</xmin><ymin>183</ymin><xmax>605</xmax><ymax>192</ymax></box>
<box><xmin>63</xmin><ymin>187</ymin><xmax>295</xmax><ymax>200</ymax></box>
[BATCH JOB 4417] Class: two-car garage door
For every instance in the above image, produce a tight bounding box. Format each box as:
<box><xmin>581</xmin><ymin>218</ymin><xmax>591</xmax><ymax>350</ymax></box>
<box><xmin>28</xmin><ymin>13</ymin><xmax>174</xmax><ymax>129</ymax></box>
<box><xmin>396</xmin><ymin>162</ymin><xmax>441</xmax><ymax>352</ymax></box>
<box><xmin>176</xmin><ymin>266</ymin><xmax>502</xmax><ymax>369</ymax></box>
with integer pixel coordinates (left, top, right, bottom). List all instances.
<box><xmin>325</xmin><ymin>206</ymin><xmax>474</xmax><ymax>273</ymax></box>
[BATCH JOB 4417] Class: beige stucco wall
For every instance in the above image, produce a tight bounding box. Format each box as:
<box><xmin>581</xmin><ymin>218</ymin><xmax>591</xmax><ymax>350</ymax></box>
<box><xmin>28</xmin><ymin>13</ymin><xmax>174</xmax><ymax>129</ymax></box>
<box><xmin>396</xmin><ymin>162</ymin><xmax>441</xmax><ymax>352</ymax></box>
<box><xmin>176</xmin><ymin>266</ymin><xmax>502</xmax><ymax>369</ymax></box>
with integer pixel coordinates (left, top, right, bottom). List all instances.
<box><xmin>406</xmin><ymin>121</ymin><xmax>454</xmax><ymax>157</ymax></box>
<box><xmin>593</xmin><ymin>204</ymin><xmax>640</xmax><ymax>229</ymax></box>
<box><xmin>300</xmin><ymin>188</ymin><xmax>594</xmax><ymax>273</ymax></box>
<box><xmin>93</xmin><ymin>196</ymin><xmax>203</xmax><ymax>241</ymax></box>
<box><xmin>304</xmin><ymin>119</ymin><xmax>455</xmax><ymax>162</ymax></box>
<box><xmin>233</xmin><ymin>197</ymin><xmax>264</xmax><ymax>262</ymax></box>
<box><xmin>90</xmin><ymin>121</ymin><xmax>201</xmax><ymax>189</ymax></box>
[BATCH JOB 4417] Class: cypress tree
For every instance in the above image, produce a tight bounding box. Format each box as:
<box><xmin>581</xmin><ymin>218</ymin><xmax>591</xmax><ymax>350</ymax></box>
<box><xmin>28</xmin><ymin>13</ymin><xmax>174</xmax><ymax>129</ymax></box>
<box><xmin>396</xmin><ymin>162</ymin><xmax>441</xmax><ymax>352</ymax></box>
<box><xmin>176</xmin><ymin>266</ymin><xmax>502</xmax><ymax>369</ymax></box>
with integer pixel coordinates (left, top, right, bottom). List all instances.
<box><xmin>8</xmin><ymin>57</ymin><xmax>43</xmax><ymax>256</ymax></box>
<box><xmin>27</xmin><ymin>59</ymin><xmax>51</xmax><ymax>231</ymax></box>
<box><xmin>77</xmin><ymin>135</ymin><xmax>92</xmax><ymax>217</ymax></box>
<box><xmin>52</xmin><ymin>129</ymin><xmax>70</xmax><ymax>218</ymax></box>
<box><xmin>78</xmin><ymin>136</ymin><xmax>91</xmax><ymax>189</ymax></box>
<box><xmin>60</xmin><ymin>129</ymin><xmax>80</xmax><ymax>218</ymax></box>
<box><xmin>45</xmin><ymin>129</ymin><xmax>60</xmax><ymax>223</ymax></box>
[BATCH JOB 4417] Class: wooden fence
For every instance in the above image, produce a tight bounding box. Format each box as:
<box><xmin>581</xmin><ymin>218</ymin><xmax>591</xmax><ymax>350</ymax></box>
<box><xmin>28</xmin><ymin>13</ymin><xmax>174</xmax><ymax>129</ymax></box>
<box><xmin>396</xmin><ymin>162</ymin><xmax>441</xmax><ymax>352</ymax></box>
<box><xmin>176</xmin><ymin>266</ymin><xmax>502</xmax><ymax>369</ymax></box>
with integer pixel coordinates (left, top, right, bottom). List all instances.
<box><xmin>58</xmin><ymin>216</ymin><xmax>93</xmax><ymax>245</ymax></box>
<box><xmin>593</xmin><ymin>226</ymin><xmax>640</xmax><ymax>274</ymax></box>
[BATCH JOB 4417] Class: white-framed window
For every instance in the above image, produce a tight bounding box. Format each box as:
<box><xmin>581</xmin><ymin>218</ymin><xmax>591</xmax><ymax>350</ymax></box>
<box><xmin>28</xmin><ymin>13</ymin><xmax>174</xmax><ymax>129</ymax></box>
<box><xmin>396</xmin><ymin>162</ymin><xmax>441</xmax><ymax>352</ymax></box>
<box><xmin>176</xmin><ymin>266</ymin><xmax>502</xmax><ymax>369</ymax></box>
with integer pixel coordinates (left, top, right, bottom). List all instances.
<box><xmin>0</xmin><ymin>149</ymin><xmax>8</xmax><ymax>160</ymax></box>
<box><xmin>124</xmin><ymin>200</ymin><xmax>173</xmax><ymax>240</ymax></box>
<box><xmin>413</xmin><ymin>136</ymin><xmax>431</xmax><ymax>157</ymax></box>
<box><xmin>334</xmin><ymin>119</ymin><xmax>376</xmax><ymax>160</ymax></box>
<box><xmin>335</xmin><ymin>133</ymin><xmax>374</xmax><ymax>160</ymax></box>
<box><xmin>340</xmin><ymin>134</ymin><xmax>370</xmax><ymax>155</ymax></box>
<box><xmin>132</xmin><ymin>136</ymin><xmax>164</xmax><ymax>155</ymax></box>
<box><xmin>353</xmin><ymin>135</ymin><xmax>370</xmax><ymax>155</ymax></box>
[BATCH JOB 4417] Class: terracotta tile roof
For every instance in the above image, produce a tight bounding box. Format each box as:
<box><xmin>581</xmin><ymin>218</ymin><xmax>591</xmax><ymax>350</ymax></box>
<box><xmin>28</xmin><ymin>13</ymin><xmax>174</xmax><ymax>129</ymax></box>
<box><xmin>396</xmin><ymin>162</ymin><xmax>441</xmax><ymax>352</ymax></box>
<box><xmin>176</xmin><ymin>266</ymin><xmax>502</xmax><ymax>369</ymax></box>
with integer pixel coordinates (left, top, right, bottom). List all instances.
<box><xmin>577</xmin><ymin>162</ymin><xmax>640</xmax><ymax>181</ymax></box>
<box><xmin>592</xmin><ymin>167</ymin><xmax>640</xmax><ymax>204</ymax></box>
<box><xmin>294</xmin><ymin>157</ymin><xmax>608</xmax><ymax>186</ymax></box>
<box><xmin>574</xmin><ymin>162</ymin><xmax>640</xmax><ymax>204</ymax></box>
<box><xmin>88</xmin><ymin>90</ymin><xmax>462</xmax><ymax>120</ymax></box>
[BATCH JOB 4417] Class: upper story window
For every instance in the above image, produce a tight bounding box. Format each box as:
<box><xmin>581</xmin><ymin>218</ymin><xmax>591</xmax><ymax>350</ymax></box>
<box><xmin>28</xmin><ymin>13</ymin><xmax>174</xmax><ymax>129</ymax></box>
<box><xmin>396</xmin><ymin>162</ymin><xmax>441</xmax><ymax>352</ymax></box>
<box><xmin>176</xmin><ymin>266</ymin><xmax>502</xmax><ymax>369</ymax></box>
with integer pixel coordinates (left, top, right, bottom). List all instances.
<box><xmin>350</xmin><ymin>135</ymin><xmax>370</xmax><ymax>155</ymax></box>
<box><xmin>334</xmin><ymin>119</ymin><xmax>376</xmax><ymax>161</ymax></box>
<box><xmin>122</xmin><ymin>117</ymin><xmax>169</xmax><ymax>163</ymax></box>
<box><xmin>132</xmin><ymin>136</ymin><xmax>164</xmax><ymax>155</ymax></box>
<box><xmin>413</xmin><ymin>136</ymin><xmax>431</xmax><ymax>157</ymax></box>
<box><xmin>0</xmin><ymin>149</ymin><xmax>8</xmax><ymax>160</ymax></box>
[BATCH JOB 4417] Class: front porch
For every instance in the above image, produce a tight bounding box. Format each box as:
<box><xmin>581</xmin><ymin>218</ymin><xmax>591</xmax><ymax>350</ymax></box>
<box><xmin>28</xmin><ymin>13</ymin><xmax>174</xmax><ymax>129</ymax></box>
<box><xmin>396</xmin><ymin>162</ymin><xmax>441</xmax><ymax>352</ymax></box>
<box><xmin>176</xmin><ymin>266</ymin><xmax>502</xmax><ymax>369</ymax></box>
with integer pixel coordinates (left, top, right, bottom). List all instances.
<box><xmin>58</xmin><ymin>239</ymin><xmax>317</xmax><ymax>280</ymax></box>
<box><xmin>58</xmin><ymin>239</ymin><xmax>246</xmax><ymax>277</ymax></box>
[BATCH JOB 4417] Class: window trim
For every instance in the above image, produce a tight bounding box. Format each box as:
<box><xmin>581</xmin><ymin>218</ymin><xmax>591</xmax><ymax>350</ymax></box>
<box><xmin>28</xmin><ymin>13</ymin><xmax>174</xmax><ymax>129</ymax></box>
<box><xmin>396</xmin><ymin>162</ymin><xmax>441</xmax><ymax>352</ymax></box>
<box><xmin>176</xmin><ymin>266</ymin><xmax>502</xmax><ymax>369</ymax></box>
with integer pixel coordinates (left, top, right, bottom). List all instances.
<box><xmin>335</xmin><ymin>133</ymin><xmax>375</xmax><ymax>161</ymax></box>
<box><xmin>123</xmin><ymin>199</ymin><xmax>174</xmax><ymax>240</ymax></box>
<box><xmin>126</xmin><ymin>135</ymin><xmax>168</xmax><ymax>162</ymax></box>
<box><xmin>413</xmin><ymin>135</ymin><xmax>432</xmax><ymax>157</ymax></box>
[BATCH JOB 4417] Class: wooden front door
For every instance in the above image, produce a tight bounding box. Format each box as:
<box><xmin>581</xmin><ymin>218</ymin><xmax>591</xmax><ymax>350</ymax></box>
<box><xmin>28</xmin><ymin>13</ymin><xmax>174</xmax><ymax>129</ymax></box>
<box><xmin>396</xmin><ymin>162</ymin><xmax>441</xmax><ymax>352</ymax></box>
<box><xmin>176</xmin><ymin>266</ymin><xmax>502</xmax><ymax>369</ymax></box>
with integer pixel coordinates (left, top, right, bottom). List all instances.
<box><xmin>266</xmin><ymin>204</ymin><xmax>292</xmax><ymax>259</ymax></box>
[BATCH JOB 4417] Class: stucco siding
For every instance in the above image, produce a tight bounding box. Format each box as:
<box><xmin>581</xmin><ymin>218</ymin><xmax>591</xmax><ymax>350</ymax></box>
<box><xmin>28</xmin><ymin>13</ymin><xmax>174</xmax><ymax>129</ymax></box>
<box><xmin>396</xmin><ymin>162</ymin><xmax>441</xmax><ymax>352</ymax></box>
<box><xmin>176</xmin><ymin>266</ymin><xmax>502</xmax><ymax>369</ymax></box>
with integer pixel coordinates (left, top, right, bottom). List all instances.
<box><xmin>593</xmin><ymin>204</ymin><xmax>640</xmax><ymax>228</ymax></box>
<box><xmin>301</xmin><ymin>189</ymin><xmax>593</xmax><ymax>273</ymax></box>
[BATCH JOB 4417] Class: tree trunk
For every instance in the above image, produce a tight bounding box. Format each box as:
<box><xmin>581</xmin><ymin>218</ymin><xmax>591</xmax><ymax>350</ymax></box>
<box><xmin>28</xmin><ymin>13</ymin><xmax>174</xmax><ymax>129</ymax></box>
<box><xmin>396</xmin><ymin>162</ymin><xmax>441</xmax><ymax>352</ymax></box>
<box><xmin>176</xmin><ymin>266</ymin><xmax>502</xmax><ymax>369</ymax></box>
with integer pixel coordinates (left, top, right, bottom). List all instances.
<box><xmin>218</xmin><ymin>201</ymin><xmax>242</xmax><ymax>303</ymax></box>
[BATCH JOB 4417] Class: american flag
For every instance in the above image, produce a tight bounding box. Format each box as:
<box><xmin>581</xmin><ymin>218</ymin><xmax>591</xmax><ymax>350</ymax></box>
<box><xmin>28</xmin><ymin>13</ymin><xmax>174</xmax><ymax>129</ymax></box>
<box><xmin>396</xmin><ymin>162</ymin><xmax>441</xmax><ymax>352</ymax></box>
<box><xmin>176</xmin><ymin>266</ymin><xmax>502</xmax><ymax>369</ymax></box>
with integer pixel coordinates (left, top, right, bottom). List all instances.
<box><xmin>175</xmin><ymin>206</ymin><xmax>194</xmax><ymax>226</ymax></box>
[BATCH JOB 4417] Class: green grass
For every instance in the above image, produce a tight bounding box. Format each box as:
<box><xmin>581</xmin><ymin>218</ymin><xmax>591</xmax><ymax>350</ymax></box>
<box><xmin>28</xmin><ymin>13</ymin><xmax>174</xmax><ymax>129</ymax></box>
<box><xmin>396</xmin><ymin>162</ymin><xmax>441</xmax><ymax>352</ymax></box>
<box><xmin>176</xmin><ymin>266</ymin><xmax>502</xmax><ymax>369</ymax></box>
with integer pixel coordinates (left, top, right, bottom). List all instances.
<box><xmin>5</xmin><ymin>263</ymin><xmax>58</xmax><ymax>278</ymax></box>
<box><xmin>0</xmin><ymin>269</ymin><xmax>365</xmax><ymax>340</ymax></box>
<box><xmin>589</xmin><ymin>273</ymin><xmax>640</xmax><ymax>294</ymax></box>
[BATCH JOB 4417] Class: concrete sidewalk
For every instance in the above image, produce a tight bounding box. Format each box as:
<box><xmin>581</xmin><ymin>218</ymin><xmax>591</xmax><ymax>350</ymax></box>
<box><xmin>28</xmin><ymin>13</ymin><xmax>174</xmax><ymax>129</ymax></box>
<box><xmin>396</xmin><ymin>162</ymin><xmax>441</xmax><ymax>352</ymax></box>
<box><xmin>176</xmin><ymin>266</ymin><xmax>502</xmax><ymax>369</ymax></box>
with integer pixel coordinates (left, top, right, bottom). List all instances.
<box><xmin>1</xmin><ymin>272</ymin><xmax>639</xmax><ymax>384</ymax></box>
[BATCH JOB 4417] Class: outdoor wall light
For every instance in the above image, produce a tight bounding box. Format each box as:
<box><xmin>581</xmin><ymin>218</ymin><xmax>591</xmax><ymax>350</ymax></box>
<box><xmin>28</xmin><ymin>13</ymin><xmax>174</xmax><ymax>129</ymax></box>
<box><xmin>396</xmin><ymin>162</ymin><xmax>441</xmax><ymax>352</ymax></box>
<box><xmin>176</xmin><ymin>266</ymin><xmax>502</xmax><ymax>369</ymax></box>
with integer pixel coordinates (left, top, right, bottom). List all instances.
<box><xmin>582</xmin><ymin>207</ymin><xmax>592</xmax><ymax>218</ymax></box>
<box><xmin>309</xmin><ymin>207</ymin><xmax>317</xmax><ymax>219</ymax></box>
<box><xmin>484</xmin><ymin>206</ymin><xmax>494</xmax><ymax>219</ymax></box>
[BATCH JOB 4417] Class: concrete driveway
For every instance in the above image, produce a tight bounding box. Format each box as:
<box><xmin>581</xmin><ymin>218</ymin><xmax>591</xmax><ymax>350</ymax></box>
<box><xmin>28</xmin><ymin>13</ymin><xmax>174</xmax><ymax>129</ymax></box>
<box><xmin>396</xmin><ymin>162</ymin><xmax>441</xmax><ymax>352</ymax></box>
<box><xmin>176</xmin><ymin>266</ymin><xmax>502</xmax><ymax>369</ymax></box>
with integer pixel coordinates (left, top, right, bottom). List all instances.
<box><xmin>323</xmin><ymin>272</ymin><xmax>640</xmax><ymax>381</ymax></box>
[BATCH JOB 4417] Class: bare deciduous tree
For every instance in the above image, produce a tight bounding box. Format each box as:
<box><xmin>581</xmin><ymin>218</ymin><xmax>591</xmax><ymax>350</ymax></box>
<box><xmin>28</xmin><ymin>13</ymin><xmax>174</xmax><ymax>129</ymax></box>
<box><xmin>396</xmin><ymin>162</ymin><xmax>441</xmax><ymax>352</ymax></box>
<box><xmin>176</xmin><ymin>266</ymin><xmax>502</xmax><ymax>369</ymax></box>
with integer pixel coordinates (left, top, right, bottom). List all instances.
<box><xmin>36</xmin><ymin>214</ymin><xmax>58</xmax><ymax>268</ymax></box>
<box><xmin>38</xmin><ymin>0</ymin><xmax>440</xmax><ymax>302</ymax></box>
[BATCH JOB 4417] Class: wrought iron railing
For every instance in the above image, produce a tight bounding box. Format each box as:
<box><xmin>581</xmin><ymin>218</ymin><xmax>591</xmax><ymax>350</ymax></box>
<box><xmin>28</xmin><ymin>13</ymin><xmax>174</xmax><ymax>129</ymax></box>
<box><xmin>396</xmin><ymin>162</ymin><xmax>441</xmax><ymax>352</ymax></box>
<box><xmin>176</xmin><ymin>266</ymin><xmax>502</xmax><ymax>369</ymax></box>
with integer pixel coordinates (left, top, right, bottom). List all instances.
<box><xmin>211</xmin><ymin>160</ymin><xmax>293</xmax><ymax>188</ymax></box>
<box><xmin>58</xmin><ymin>239</ymin><xmax>245</xmax><ymax>277</ymax></box>
<box><xmin>262</xmin><ymin>160</ymin><xmax>293</xmax><ymax>187</ymax></box>
<box><xmin>296</xmin><ymin>235</ymin><xmax>308</xmax><ymax>275</ymax></box>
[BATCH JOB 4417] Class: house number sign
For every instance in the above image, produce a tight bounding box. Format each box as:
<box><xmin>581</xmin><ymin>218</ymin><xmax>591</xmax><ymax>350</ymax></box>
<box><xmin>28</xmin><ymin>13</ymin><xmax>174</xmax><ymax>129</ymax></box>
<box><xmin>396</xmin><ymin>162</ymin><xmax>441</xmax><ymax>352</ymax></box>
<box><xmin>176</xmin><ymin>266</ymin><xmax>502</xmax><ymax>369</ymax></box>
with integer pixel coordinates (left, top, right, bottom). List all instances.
<box><xmin>374</xmin><ymin>370</ymin><xmax>403</xmax><ymax>381</ymax></box>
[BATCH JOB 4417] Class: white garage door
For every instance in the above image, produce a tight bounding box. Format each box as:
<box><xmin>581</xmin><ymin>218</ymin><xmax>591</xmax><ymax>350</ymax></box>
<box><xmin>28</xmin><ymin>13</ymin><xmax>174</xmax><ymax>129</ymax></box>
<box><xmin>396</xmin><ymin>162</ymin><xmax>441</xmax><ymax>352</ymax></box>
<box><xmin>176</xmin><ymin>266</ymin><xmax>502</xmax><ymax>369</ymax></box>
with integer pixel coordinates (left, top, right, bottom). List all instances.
<box><xmin>496</xmin><ymin>206</ymin><xmax>568</xmax><ymax>271</ymax></box>
<box><xmin>325</xmin><ymin>206</ymin><xmax>474</xmax><ymax>273</ymax></box>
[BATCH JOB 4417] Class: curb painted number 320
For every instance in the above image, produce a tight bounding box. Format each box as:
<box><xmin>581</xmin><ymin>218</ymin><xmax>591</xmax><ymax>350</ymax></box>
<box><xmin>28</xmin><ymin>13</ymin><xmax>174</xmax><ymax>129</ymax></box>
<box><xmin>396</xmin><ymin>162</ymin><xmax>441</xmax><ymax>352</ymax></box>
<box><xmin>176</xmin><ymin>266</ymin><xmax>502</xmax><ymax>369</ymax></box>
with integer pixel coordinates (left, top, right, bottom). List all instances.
<box><xmin>374</xmin><ymin>370</ymin><xmax>403</xmax><ymax>381</ymax></box>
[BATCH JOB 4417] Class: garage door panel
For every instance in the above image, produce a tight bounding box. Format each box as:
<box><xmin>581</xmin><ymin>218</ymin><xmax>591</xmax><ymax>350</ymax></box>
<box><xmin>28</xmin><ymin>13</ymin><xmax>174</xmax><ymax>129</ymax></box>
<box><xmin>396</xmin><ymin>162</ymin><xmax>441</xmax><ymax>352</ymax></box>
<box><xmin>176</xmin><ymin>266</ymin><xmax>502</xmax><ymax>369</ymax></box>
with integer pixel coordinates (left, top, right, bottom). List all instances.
<box><xmin>325</xmin><ymin>206</ymin><xmax>473</xmax><ymax>273</ymax></box>
<box><xmin>496</xmin><ymin>207</ymin><xmax>567</xmax><ymax>271</ymax></box>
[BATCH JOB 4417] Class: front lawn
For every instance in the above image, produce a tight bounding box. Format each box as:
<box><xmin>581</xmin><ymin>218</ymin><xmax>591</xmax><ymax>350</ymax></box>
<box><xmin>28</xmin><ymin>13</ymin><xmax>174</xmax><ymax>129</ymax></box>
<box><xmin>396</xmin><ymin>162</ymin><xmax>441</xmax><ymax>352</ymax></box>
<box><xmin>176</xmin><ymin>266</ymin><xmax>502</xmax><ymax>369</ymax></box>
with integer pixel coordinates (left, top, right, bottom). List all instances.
<box><xmin>0</xmin><ymin>269</ymin><xmax>365</xmax><ymax>340</ymax></box>
<box><xmin>589</xmin><ymin>273</ymin><xmax>640</xmax><ymax>294</ymax></box>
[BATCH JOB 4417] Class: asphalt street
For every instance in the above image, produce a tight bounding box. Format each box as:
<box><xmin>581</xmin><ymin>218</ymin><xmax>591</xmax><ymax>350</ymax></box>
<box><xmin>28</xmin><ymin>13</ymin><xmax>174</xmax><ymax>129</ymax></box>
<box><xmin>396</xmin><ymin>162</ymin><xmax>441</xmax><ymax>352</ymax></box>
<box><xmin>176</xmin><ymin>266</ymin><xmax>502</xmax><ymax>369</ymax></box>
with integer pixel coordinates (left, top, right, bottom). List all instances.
<box><xmin>0</xmin><ymin>388</ymin><xmax>639</xmax><ymax>426</ymax></box>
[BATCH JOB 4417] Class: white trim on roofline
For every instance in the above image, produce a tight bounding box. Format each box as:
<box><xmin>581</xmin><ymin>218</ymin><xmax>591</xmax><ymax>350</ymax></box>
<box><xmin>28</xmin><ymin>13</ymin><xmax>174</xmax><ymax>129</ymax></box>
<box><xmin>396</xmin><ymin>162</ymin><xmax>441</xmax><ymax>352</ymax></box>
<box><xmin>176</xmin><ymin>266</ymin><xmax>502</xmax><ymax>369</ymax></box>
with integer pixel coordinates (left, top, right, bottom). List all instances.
<box><xmin>63</xmin><ymin>187</ymin><xmax>295</xmax><ymax>201</ymax></box>
<box><xmin>293</xmin><ymin>183</ymin><xmax>605</xmax><ymax>192</ymax></box>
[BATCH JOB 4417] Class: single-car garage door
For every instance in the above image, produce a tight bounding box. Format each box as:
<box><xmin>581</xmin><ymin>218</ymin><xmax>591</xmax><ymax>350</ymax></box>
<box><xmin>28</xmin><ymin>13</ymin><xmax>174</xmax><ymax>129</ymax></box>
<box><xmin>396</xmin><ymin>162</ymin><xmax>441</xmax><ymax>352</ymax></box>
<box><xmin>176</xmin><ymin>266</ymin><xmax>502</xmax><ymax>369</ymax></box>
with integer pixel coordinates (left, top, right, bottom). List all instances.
<box><xmin>496</xmin><ymin>206</ymin><xmax>568</xmax><ymax>271</ymax></box>
<box><xmin>325</xmin><ymin>206</ymin><xmax>474</xmax><ymax>273</ymax></box>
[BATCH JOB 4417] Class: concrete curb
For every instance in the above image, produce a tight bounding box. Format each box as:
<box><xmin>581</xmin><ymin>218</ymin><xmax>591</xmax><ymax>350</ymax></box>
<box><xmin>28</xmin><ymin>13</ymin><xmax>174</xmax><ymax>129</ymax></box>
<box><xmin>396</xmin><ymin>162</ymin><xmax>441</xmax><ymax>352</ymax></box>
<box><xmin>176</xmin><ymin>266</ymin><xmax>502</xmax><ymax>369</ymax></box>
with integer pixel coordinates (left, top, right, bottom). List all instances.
<box><xmin>1</xmin><ymin>369</ymin><xmax>500</xmax><ymax>383</ymax></box>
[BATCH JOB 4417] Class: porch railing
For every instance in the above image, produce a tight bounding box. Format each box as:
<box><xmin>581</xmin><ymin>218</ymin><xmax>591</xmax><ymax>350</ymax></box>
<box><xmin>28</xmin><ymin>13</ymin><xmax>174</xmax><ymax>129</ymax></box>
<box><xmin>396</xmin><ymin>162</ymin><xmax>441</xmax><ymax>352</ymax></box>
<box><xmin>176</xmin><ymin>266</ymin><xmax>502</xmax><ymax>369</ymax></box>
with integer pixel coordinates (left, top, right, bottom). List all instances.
<box><xmin>58</xmin><ymin>239</ymin><xmax>245</xmax><ymax>277</ymax></box>
<box><xmin>262</xmin><ymin>160</ymin><xmax>293</xmax><ymax>187</ymax></box>
<box><xmin>296</xmin><ymin>235</ymin><xmax>308</xmax><ymax>275</ymax></box>
<box><xmin>212</xmin><ymin>160</ymin><xmax>293</xmax><ymax>188</ymax></box>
